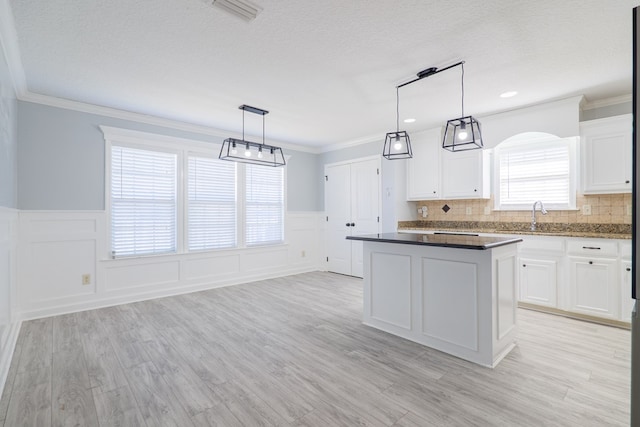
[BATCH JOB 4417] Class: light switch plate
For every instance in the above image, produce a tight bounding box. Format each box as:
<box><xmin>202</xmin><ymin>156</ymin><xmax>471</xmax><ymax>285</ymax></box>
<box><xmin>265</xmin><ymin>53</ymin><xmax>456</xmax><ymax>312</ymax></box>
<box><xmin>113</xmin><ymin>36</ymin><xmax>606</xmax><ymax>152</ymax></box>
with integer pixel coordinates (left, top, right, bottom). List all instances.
<box><xmin>466</xmin><ymin>207</ymin><xmax>472</xmax><ymax>215</ymax></box>
<box><xmin>484</xmin><ymin>206</ymin><xmax>491</xmax><ymax>215</ymax></box>
<box><xmin>582</xmin><ymin>205</ymin><xmax>591</xmax><ymax>215</ymax></box>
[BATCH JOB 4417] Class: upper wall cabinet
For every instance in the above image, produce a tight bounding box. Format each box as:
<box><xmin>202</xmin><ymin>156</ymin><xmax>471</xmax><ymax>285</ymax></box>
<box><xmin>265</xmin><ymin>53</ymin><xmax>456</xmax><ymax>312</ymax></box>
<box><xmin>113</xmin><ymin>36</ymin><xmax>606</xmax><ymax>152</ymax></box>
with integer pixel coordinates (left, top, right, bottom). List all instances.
<box><xmin>581</xmin><ymin>114</ymin><xmax>632</xmax><ymax>194</ymax></box>
<box><xmin>441</xmin><ymin>149</ymin><xmax>491</xmax><ymax>199</ymax></box>
<box><xmin>406</xmin><ymin>129</ymin><xmax>442</xmax><ymax>201</ymax></box>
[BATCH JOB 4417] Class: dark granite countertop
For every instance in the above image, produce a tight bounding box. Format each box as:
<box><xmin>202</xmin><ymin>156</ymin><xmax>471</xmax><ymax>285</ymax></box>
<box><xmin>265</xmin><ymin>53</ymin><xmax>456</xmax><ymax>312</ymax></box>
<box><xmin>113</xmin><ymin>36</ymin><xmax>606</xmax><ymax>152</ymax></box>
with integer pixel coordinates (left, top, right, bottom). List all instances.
<box><xmin>346</xmin><ymin>233</ymin><xmax>522</xmax><ymax>250</ymax></box>
<box><xmin>397</xmin><ymin>221</ymin><xmax>631</xmax><ymax>240</ymax></box>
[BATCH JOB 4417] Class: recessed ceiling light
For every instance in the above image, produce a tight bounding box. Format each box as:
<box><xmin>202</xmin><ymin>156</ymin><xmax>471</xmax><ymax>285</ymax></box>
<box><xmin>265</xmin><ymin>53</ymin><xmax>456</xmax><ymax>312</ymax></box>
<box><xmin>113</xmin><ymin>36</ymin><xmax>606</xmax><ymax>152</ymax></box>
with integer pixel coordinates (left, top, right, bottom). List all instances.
<box><xmin>500</xmin><ymin>91</ymin><xmax>518</xmax><ymax>98</ymax></box>
<box><xmin>404</xmin><ymin>118</ymin><xmax>416</xmax><ymax>123</ymax></box>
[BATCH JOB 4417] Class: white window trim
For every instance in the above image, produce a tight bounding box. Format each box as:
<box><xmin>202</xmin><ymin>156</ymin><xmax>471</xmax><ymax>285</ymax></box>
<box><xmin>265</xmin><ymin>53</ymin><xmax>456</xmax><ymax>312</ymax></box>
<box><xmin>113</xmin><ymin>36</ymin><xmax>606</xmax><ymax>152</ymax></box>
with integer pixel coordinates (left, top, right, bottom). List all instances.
<box><xmin>101</xmin><ymin>126</ymin><xmax>288</xmax><ymax>260</ymax></box>
<box><xmin>493</xmin><ymin>135</ymin><xmax>578</xmax><ymax>211</ymax></box>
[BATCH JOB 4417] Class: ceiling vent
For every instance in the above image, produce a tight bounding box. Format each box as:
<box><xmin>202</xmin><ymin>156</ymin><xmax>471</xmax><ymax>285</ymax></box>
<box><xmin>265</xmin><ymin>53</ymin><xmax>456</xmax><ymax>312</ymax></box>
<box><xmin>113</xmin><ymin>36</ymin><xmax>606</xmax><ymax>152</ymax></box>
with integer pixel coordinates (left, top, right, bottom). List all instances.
<box><xmin>209</xmin><ymin>0</ymin><xmax>262</xmax><ymax>21</ymax></box>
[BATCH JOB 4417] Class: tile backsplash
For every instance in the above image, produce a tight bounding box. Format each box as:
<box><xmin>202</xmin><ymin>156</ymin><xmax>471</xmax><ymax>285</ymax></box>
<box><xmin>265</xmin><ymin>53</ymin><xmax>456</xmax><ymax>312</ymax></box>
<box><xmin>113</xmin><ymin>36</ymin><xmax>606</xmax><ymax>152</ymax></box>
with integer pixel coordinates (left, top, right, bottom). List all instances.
<box><xmin>412</xmin><ymin>193</ymin><xmax>632</xmax><ymax>224</ymax></box>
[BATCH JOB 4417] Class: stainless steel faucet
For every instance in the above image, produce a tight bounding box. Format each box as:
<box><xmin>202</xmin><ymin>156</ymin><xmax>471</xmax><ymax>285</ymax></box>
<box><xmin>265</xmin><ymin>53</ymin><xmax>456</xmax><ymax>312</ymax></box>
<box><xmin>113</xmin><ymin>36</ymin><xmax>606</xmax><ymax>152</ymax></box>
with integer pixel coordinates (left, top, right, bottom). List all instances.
<box><xmin>531</xmin><ymin>200</ymin><xmax>548</xmax><ymax>231</ymax></box>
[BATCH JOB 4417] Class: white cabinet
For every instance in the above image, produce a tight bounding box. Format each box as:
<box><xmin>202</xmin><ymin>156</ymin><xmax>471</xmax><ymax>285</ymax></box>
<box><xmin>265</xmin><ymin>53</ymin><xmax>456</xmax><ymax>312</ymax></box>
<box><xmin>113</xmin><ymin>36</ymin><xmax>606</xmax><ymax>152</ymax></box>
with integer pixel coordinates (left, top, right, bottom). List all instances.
<box><xmin>407</xmin><ymin>128</ymin><xmax>441</xmax><ymax>200</ymax></box>
<box><xmin>621</xmin><ymin>261</ymin><xmax>633</xmax><ymax>323</ymax></box>
<box><xmin>568</xmin><ymin>256</ymin><xmax>618</xmax><ymax>319</ymax></box>
<box><xmin>519</xmin><ymin>258</ymin><xmax>558</xmax><ymax>308</ymax></box>
<box><xmin>441</xmin><ymin>149</ymin><xmax>491</xmax><ymax>199</ymax></box>
<box><xmin>581</xmin><ymin>114</ymin><xmax>632</xmax><ymax>194</ymax></box>
<box><xmin>517</xmin><ymin>236</ymin><xmax>564</xmax><ymax>308</ymax></box>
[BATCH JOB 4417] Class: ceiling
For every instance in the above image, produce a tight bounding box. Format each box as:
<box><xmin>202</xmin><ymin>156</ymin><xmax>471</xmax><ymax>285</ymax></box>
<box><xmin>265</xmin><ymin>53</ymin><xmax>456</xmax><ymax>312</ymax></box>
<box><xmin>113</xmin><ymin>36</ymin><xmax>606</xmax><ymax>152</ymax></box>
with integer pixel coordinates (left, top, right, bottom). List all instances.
<box><xmin>5</xmin><ymin>0</ymin><xmax>639</xmax><ymax>149</ymax></box>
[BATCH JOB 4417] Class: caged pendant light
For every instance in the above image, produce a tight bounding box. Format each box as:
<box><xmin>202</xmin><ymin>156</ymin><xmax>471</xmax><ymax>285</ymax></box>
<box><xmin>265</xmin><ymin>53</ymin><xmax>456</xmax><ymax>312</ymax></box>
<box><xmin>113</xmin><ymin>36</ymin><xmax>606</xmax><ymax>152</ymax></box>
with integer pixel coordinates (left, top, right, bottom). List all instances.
<box><xmin>382</xmin><ymin>87</ymin><xmax>413</xmax><ymax>160</ymax></box>
<box><xmin>384</xmin><ymin>61</ymin><xmax>483</xmax><ymax>158</ymax></box>
<box><xmin>219</xmin><ymin>104</ymin><xmax>286</xmax><ymax>167</ymax></box>
<box><xmin>442</xmin><ymin>62</ymin><xmax>483</xmax><ymax>151</ymax></box>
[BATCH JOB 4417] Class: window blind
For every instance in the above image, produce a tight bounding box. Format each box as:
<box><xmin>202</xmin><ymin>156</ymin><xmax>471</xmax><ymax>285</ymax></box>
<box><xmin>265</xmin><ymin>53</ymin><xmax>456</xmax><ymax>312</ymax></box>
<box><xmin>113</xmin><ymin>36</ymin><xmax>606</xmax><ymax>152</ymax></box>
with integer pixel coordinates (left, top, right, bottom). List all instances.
<box><xmin>188</xmin><ymin>156</ymin><xmax>237</xmax><ymax>250</ymax></box>
<box><xmin>111</xmin><ymin>146</ymin><xmax>177</xmax><ymax>257</ymax></box>
<box><xmin>498</xmin><ymin>142</ymin><xmax>571</xmax><ymax>207</ymax></box>
<box><xmin>245</xmin><ymin>164</ymin><xmax>284</xmax><ymax>246</ymax></box>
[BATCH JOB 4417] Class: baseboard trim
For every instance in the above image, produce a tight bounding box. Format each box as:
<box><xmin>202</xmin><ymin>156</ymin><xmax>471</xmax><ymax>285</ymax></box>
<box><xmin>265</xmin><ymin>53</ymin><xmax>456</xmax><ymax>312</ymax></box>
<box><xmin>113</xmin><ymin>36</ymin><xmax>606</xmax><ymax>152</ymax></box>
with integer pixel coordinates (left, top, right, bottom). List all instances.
<box><xmin>19</xmin><ymin>266</ymin><xmax>320</xmax><ymax>321</ymax></box>
<box><xmin>518</xmin><ymin>302</ymin><xmax>631</xmax><ymax>330</ymax></box>
<box><xmin>0</xmin><ymin>321</ymin><xmax>22</xmax><ymax>397</ymax></box>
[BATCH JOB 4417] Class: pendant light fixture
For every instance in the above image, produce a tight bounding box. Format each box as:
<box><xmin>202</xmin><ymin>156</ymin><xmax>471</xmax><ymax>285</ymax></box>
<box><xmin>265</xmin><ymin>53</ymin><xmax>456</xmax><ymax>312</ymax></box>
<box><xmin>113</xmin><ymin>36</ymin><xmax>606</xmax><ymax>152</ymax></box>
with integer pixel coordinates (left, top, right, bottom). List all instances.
<box><xmin>219</xmin><ymin>105</ymin><xmax>286</xmax><ymax>167</ymax></box>
<box><xmin>383</xmin><ymin>87</ymin><xmax>412</xmax><ymax>160</ymax></box>
<box><xmin>442</xmin><ymin>62</ymin><xmax>483</xmax><ymax>151</ymax></box>
<box><xmin>384</xmin><ymin>61</ymin><xmax>483</xmax><ymax>159</ymax></box>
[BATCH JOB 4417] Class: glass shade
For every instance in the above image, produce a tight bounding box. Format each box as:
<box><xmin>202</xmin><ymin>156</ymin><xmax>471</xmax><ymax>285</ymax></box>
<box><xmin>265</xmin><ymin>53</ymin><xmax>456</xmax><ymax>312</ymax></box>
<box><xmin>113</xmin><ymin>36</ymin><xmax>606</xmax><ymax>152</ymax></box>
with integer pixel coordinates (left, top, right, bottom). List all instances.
<box><xmin>219</xmin><ymin>138</ymin><xmax>286</xmax><ymax>167</ymax></box>
<box><xmin>383</xmin><ymin>131</ymin><xmax>413</xmax><ymax>160</ymax></box>
<box><xmin>443</xmin><ymin>116</ymin><xmax>483</xmax><ymax>151</ymax></box>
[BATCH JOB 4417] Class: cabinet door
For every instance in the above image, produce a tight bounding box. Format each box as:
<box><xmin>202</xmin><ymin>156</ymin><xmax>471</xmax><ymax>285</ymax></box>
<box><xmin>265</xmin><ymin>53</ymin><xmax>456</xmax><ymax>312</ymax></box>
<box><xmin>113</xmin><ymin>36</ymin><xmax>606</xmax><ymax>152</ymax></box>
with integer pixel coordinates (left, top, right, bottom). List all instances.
<box><xmin>568</xmin><ymin>256</ymin><xmax>618</xmax><ymax>319</ymax></box>
<box><xmin>621</xmin><ymin>261</ymin><xmax>633</xmax><ymax>323</ymax></box>
<box><xmin>441</xmin><ymin>149</ymin><xmax>490</xmax><ymax>199</ymax></box>
<box><xmin>407</xmin><ymin>129</ymin><xmax>441</xmax><ymax>200</ymax></box>
<box><xmin>519</xmin><ymin>257</ymin><xmax>557</xmax><ymax>307</ymax></box>
<box><xmin>581</xmin><ymin>115</ymin><xmax>632</xmax><ymax>194</ymax></box>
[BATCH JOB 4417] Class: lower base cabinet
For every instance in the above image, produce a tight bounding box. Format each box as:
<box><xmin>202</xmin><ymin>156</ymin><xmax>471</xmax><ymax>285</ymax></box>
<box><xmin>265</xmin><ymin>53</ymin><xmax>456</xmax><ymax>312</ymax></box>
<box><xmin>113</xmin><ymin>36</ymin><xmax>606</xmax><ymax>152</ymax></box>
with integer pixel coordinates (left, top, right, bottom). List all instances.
<box><xmin>519</xmin><ymin>258</ymin><xmax>558</xmax><ymax>308</ymax></box>
<box><xmin>568</xmin><ymin>256</ymin><xmax>619</xmax><ymax>320</ymax></box>
<box><xmin>621</xmin><ymin>261</ymin><xmax>633</xmax><ymax>323</ymax></box>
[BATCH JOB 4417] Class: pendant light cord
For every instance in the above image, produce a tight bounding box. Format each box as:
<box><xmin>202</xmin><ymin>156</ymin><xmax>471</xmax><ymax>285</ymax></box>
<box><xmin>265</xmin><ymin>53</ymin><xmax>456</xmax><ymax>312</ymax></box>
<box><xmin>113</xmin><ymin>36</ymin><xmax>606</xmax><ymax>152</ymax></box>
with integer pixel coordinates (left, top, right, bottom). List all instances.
<box><xmin>396</xmin><ymin>86</ymin><xmax>400</xmax><ymax>132</ymax></box>
<box><xmin>242</xmin><ymin>109</ymin><xmax>245</xmax><ymax>140</ymax></box>
<box><xmin>461</xmin><ymin>62</ymin><xmax>465</xmax><ymax>118</ymax></box>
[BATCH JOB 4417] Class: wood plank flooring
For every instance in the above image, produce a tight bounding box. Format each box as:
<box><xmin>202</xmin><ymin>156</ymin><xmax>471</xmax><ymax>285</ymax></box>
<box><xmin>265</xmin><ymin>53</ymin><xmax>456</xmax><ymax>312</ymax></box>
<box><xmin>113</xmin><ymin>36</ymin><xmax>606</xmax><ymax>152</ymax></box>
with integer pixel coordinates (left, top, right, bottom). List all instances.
<box><xmin>0</xmin><ymin>271</ymin><xmax>631</xmax><ymax>426</ymax></box>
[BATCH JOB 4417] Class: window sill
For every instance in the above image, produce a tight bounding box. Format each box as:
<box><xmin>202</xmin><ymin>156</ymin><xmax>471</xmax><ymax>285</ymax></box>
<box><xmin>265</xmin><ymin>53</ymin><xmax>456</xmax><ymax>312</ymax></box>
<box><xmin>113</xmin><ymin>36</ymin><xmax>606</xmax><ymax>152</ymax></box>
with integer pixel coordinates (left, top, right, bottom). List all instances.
<box><xmin>102</xmin><ymin>242</ymin><xmax>289</xmax><ymax>262</ymax></box>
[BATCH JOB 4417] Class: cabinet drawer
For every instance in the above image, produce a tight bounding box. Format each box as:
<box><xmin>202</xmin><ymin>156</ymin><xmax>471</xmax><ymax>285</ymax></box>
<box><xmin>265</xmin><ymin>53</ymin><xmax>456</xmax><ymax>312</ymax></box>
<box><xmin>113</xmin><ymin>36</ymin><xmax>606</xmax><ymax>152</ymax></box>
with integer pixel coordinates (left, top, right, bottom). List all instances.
<box><xmin>567</xmin><ymin>240</ymin><xmax>618</xmax><ymax>256</ymax></box>
<box><xmin>519</xmin><ymin>237</ymin><xmax>565</xmax><ymax>253</ymax></box>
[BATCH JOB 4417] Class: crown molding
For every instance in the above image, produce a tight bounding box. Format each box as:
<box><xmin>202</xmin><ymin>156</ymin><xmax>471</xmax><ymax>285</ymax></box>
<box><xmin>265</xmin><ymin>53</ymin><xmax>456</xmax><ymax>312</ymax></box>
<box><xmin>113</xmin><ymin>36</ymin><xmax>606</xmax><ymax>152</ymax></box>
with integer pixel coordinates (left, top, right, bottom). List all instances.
<box><xmin>320</xmin><ymin>132</ymin><xmax>383</xmax><ymax>153</ymax></box>
<box><xmin>0</xmin><ymin>0</ymin><xmax>27</xmax><ymax>96</ymax></box>
<box><xmin>581</xmin><ymin>94</ymin><xmax>632</xmax><ymax>110</ymax></box>
<box><xmin>19</xmin><ymin>91</ymin><xmax>320</xmax><ymax>154</ymax></box>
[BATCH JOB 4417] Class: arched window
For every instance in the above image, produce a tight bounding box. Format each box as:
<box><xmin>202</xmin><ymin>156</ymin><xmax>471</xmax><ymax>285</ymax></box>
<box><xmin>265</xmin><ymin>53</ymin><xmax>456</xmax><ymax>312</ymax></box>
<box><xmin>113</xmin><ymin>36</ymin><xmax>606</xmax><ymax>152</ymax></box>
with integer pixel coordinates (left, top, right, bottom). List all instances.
<box><xmin>494</xmin><ymin>132</ymin><xmax>577</xmax><ymax>210</ymax></box>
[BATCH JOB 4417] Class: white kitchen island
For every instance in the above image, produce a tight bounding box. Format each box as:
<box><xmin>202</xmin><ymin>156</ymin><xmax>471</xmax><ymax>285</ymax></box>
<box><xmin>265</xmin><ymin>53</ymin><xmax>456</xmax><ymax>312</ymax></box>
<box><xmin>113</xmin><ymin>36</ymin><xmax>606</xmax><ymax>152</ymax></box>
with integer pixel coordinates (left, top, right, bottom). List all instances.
<box><xmin>346</xmin><ymin>232</ymin><xmax>522</xmax><ymax>368</ymax></box>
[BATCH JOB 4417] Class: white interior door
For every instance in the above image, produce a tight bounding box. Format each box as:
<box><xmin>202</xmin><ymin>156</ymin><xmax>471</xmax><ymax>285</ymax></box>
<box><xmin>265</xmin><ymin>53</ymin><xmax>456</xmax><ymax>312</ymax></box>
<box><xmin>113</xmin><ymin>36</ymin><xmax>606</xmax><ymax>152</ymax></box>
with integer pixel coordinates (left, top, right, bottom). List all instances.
<box><xmin>326</xmin><ymin>163</ymin><xmax>352</xmax><ymax>275</ymax></box>
<box><xmin>350</xmin><ymin>159</ymin><xmax>380</xmax><ymax>277</ymax></box>
<box><xmin>325</xmin><ymin>157</ymin><xmax>380</xmax><ymax>278</ymax></box>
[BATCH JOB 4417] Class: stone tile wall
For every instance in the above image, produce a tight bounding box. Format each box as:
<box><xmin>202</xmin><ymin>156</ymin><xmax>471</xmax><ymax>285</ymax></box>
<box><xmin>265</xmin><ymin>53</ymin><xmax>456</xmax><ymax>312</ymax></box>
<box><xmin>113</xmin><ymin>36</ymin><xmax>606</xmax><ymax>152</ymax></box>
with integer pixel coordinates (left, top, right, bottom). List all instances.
<box><xmin>412</xmin><ymin>193</ymin><xmax>632</xmax><ymax>225</ymax></box>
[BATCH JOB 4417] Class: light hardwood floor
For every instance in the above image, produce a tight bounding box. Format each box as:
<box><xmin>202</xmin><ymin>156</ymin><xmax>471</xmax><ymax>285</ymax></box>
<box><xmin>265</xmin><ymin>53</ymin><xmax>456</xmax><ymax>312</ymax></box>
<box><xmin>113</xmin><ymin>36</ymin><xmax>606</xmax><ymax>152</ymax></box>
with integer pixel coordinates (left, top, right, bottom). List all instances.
<box><xmin>0</xmin><ymin>271</ymin><xmax>631</xmax><ymax>426</ymax></box>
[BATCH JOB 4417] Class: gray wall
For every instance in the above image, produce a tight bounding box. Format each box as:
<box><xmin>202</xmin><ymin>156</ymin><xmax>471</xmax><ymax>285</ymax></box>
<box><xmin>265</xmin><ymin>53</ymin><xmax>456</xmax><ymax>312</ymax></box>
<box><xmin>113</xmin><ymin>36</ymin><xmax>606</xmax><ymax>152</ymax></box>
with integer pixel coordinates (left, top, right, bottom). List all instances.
<box><xmin>581</xmin><ymin>101</ymin><xmax>632</xmax><ymax>121</ymax></box>
<box><xmin>17</xmin><ymin>101</ymin><xmax>321</xmax><ymax>211</ymax></box>
<box><xmin>0</xmin><ymin>45</ymin><xmax>17</xmax><ymax>209</ymax></box>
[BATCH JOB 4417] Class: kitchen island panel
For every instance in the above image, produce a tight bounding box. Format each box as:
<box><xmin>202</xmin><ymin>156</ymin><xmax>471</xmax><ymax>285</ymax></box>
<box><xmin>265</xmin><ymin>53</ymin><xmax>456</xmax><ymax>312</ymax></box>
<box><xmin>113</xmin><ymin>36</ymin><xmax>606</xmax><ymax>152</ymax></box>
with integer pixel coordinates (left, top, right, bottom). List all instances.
<box><xmin>422</xmin><ymin>258</ymin><xmax>478</xmax><ymax>352</ymax></box>
<box><xmin>370</xmin><ymin>252</ymin><xmax>412</xmax><ymax>330</ymax></box>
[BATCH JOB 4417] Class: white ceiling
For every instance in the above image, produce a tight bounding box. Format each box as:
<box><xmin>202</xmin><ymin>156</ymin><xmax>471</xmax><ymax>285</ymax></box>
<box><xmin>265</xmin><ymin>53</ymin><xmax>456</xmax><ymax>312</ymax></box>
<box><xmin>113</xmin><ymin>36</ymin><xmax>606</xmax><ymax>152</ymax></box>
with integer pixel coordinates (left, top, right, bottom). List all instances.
<box><xmin>5</xmin><ymin>0</ymin><xmax>639</xmax><ymax>149</ymax></box>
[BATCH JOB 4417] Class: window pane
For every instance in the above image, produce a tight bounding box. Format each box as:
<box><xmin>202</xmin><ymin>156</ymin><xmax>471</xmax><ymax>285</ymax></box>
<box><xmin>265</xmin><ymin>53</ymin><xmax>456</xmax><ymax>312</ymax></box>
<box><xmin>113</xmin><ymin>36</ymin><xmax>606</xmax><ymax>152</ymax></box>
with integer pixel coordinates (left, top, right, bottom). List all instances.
<box><xmin>245</xmin><ymin>165</ymin><xmax>284</xmax><ymax>246</ymax></box>
<box><xmin>498</xmin><ymin>141</ymin><xmax>571</xmax><ymax>207</ymax></box>
<box><xmin>111</xmin><ymin>146</ymin><xmax>177</xmax><ymax>257</ymax></box>
<box><xmin>188</xmin><ymin>156</ymin><xmax>236</xmax><ymax>250</ymax></box>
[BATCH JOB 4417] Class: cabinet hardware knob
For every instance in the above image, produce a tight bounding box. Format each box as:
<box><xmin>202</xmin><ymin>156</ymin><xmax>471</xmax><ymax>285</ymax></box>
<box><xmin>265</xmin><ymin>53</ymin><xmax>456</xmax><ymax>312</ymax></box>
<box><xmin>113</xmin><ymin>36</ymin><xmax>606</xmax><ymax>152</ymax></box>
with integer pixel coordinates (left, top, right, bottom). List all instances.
<box><xmin>522</xmin><ymin>264</ymin><xmax>526</xmax><ymax>267</ymax></box>
<box><xmin>626</xmin><ymin>180</ymin><xmax>630</xmax><ymax>184</ymax></box>
<box><xmin>474</xmin><ymin>189</ymin><xmax>477</xmax><ymax>192</ymax></box>
<box><xmin>627</xmin><ymin>267</ymin><xmax>631</xmax><ymax>271</ymax></box>
<box><xmin>588</xmin><ymin>261</ymin><xmax>593</xmax><ymax>265</ymax></box>
<box><xmin>345</xmin><ymin>223</ymin><xmax>351</xmax><ymax>227</ymax></box>
<box><xmin>433</xmin><ymin>191</ymin><xmax>436</xmax><ymax>194</ymax></box>
<box><xmin>350</xmin><ymin>223</ymin><xmax>355</xmax><ymax>227</ymax></box>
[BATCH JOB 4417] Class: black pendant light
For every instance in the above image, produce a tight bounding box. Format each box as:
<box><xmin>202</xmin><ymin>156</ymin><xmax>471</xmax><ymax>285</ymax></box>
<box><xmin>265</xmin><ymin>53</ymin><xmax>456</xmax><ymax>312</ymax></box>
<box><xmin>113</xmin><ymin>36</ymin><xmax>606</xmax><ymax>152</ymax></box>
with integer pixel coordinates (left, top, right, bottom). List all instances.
<box><xmin>219</xmin><ymin>105</ymin><xmax>286</xmax><ymax>167</ymax></box>
<box><xmin>442</xmin><ymin>62</ymin><xmax>483</xmax><ymax>151</ymax></box>
<box><xmin>383</xmin><ymin>87</ymin><xmax>413</xmax><ymax>160</ymax></box>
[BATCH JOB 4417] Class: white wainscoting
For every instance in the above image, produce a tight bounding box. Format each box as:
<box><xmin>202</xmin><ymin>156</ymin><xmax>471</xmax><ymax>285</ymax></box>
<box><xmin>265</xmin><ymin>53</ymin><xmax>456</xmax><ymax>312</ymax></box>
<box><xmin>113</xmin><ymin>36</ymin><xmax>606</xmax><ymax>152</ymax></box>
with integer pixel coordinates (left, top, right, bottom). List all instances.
<box><xmin>0</xmin><ymin>207</ymin><xmax>19</xmax><ymax>395</ymax></box>
<box><xmin>18</xmin><ymin>210</ymin><xmax>324</xmax><ymax>320</ymax></box>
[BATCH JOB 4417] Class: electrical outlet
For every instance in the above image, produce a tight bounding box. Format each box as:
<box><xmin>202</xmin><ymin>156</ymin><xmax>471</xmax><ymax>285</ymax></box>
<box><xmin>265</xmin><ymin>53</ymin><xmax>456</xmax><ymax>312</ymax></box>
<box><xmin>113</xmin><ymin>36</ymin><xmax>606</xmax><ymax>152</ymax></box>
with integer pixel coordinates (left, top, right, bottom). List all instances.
<box><xmin>582</xmin><ymin>205</ymin><xmax>591</xmax><ymax>216</ymax></box>
<box><xmin>466</xmin><ymin>207</ymin><xmax>472</xmax><ymax>215</ymax></box>
<box><xmin>82</xmin><ymin>274</ymin><xmax>91</xmax><ymax>285</ymax></box>
<box><xmin>484</xmin><ymin>206</ymin><xmax>491</xmax><ymax>215</ymax></box>
<box><xmin>301</xmin><ymin>250</ymin><xmax>306</xmax><ymax>258</ymax></box>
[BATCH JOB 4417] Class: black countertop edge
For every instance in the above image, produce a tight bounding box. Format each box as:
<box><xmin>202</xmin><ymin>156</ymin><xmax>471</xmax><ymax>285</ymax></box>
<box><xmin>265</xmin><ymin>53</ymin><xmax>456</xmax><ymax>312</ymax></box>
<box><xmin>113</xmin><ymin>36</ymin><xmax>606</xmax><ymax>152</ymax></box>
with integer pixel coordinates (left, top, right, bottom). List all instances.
<box><xmin>346</xmin><ymin>233</ymin><xmax>523</xmax><ymax>250</ymax></box>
